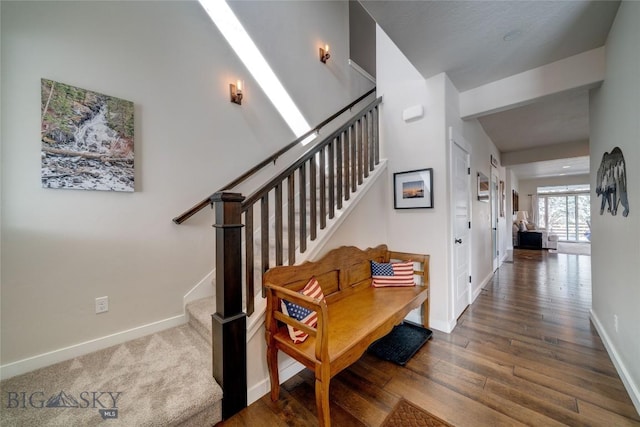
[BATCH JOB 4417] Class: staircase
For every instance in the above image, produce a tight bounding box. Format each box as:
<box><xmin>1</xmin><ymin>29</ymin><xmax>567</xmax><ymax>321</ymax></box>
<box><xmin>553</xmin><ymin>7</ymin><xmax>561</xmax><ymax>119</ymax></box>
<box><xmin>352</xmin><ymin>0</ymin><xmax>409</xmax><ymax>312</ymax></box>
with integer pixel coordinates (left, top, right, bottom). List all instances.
<box><xmin>175</xmin><ymin>91</ymin><xmax>383</xmax><ymax>420</ymax></box>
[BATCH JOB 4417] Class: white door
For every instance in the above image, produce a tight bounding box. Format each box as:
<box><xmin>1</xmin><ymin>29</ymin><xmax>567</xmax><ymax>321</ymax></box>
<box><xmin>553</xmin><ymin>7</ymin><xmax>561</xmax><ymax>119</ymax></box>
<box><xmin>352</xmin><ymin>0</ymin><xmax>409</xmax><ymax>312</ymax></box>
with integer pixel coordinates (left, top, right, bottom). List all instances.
<box><xmin>491</xmin><ymin>171</ymin><xmax>500</xmax><ymax>271</ymax></box>
<box><xmin>451</xmin><ymin>140</ymin><xmax>471</xmax><ymax>320</ymax></box>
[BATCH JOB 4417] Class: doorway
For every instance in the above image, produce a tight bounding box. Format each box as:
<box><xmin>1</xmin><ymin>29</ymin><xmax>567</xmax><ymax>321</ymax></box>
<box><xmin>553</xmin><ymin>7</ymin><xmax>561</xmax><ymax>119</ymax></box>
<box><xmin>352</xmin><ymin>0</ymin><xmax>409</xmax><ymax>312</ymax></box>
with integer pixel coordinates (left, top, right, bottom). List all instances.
<box><xmin>450</xmin><ymin>129</ymin><xmax>471</xmax><ymax>321</ymax></box>
<box><xmin>491</xmin><ymin>171</ymin><xmax>500</xmax><ymax>271</ymax></box>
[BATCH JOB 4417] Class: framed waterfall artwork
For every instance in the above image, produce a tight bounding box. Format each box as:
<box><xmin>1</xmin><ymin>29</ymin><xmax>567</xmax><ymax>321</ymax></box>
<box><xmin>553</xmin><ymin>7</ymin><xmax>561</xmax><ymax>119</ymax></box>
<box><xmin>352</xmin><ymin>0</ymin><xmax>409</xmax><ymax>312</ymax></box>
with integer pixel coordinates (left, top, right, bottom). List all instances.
<box><xmin>41</xmin><ymin>79</ymin><xmax>135</xmax><ymax>192</ymax></box>
<box><xmin>393</xmin><ymin>168</ymin><xmax>433</xmax><ymax>209</ymax></box>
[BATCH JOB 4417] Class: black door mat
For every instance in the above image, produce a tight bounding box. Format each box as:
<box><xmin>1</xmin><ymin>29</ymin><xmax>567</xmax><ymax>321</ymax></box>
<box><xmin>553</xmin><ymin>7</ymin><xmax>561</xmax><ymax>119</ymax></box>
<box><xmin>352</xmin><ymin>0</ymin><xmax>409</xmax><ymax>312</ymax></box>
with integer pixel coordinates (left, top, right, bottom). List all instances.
<box><xmin>368</xmin><ymin>322</ymin><xmax>432</xmax><ymax>366</ymax></box>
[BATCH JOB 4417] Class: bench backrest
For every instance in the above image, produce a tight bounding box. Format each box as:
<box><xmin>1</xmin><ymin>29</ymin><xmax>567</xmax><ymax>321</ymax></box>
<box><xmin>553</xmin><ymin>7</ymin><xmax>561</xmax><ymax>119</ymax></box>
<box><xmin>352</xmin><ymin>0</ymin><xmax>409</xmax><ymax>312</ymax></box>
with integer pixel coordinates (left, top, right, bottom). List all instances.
<box><xmin>262</xmin><ymin>244</ymin><xmax>429</xmax><ymax>303</ymax></box>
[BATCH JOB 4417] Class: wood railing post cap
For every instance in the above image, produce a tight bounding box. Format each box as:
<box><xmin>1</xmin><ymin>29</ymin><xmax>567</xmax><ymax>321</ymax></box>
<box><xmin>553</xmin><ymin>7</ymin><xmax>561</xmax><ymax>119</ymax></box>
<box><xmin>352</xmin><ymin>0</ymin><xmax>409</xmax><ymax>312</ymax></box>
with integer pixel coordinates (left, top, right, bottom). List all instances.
<box><xmin>211</xmin><ymin>192</ymin><xmax>245</xmax><ymax>203</ymax></box>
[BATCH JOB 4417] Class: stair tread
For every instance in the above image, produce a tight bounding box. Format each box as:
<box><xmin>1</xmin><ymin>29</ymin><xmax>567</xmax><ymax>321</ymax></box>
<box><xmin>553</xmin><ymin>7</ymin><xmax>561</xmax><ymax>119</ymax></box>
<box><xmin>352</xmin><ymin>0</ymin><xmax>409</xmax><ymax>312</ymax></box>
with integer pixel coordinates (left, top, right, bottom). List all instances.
<box><xmin>0</xmin><ymin>324</ymin><xmax>222</xmax><ymax>426</ymax></box>
<box><xmin>187</xmin><ymin>296</ymin><xmax>215</xmax><ymax>346</ymax></box>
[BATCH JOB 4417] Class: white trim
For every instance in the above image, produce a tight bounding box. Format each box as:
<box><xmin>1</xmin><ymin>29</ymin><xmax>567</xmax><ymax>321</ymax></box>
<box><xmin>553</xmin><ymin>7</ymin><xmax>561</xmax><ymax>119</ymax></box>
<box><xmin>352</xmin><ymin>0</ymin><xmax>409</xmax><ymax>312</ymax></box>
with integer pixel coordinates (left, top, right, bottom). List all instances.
<box><xmin>0</xmin><ymin>314</ymin><xmax>186</xmax><ymax>380</ymax></box>
<box><xmin>301</xmin><ymin>159</ymin><xmax>387</xmax><ymax>261</ymax></box>
<box><xmin>248</xmin><ymin>359</ymin><xmax>305</xmax><ymax>405</ymax></box>
<box><xmin>348</xmin><ymin>59</ymin><xmax>376</xmax><ymax>83</ymax></box>
<box><xmin>430</xmin><ymin>318</ymin><xmax>456</xmax><ymax>334</ymax></box>
<box><xmin>183</xmin><ymin>269</ymin><xmax>215</xmax><ymax>306</ymax></box>
<box><xmin>2</xmin><ymin>270</ymin><xmax>215</xmax><ymax>380</ymax></box>
<box><xmin>448</xmin><ymin>126</ymin><xmax>472</xmax><ymax>325</ymax></box>
<box><xmin>247</xmin><ymin>298</ymin><xmax>267</xmax><ymax>340</ymax></box>
<box><xmin>449</xmin><ymin>126</ymin><xmax>472</xmax><ymax>153</ymax></box>
<box><xmin>590</xmin><ymin>310</ymin><xmax>640</xmax><ymax>414</ymax></box>
<box><xmin>473</xmin><ymin>271</ymin><xmax>493</xmax><ymax>303</ymax></box>
<box><xmin>459</xmin><ymin>47</ymin><xmax>605</xmax><ymax>119</ymax></box>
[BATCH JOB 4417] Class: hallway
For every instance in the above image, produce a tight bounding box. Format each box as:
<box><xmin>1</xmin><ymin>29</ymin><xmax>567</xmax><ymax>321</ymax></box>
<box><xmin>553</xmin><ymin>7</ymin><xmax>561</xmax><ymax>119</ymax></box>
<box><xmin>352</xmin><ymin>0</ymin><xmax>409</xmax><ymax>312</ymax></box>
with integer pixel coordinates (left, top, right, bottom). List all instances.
<box><xmin>220</xmin><ymin>250</ymin><xmax>639</xmax><ymax>426</ymax></box>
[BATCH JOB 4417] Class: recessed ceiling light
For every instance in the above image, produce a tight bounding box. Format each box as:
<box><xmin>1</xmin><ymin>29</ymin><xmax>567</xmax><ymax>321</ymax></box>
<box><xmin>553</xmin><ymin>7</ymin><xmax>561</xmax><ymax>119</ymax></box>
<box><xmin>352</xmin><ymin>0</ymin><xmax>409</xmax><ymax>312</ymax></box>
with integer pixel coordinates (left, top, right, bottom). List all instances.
<box><xmin>503</xmin><ymin>29</ymin><xmax>522</xmax><ymax>42</ymax></box>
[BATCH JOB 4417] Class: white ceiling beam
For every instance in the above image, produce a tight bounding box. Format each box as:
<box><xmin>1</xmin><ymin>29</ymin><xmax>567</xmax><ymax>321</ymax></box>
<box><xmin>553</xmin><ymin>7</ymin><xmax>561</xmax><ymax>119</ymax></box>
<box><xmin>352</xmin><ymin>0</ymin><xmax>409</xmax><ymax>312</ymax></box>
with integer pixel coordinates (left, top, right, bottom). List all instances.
<box><xmin>501</xmin><ymin>140</ymin><xmax>590</xmax><ymax>166</ymax></box>
<box><xmin>459</xmin><ymin>47</ymin><xmax>605</xmax><ymax>119</ymax></box>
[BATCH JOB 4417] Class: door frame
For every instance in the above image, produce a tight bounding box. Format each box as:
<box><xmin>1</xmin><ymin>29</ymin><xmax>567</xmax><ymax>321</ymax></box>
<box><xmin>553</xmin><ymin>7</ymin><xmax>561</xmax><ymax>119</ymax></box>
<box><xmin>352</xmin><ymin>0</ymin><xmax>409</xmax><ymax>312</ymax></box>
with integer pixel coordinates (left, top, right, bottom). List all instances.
<box><xmin>448</xmin><ymin>127</ymin><xmax>472</xmax><ymax>328</ymax></box>
<box><xmin>491</xmin><ymin>169</ymin><xmax>500</xmax><ymax>271</ymax></box>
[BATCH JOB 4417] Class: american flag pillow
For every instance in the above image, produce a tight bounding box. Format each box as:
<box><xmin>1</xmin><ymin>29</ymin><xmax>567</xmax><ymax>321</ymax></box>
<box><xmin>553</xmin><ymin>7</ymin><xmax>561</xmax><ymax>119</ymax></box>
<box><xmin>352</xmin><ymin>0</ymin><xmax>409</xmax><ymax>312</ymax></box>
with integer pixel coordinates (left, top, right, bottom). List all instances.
<box><xmin>371</xmin><ymin>260</ymin><xmax>416</xmax><ymax>287</ymax></box>
<box><xmin>281</xmin><ymin>277</ymin><xmax>325</xmax><ymax>343</ymax></box>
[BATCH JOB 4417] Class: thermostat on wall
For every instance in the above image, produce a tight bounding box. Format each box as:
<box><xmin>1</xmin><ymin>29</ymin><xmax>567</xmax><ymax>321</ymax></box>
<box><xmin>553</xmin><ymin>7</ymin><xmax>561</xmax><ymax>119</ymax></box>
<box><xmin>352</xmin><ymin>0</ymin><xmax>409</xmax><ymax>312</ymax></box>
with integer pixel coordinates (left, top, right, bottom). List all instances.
<box><xmin>402</xmin><ymin>104</ymin><xmax>424</xmax><ymax>122</ymax></box>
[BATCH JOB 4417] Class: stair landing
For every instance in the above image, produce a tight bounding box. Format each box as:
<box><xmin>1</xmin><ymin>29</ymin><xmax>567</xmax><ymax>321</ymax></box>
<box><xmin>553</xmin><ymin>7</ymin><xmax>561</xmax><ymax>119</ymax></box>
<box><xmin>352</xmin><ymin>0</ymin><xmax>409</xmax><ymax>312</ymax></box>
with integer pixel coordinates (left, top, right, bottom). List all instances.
<box><xmin>0</xmin><ymin>324</ymin><xmax>222</xmax><ymax>426</ymax></box>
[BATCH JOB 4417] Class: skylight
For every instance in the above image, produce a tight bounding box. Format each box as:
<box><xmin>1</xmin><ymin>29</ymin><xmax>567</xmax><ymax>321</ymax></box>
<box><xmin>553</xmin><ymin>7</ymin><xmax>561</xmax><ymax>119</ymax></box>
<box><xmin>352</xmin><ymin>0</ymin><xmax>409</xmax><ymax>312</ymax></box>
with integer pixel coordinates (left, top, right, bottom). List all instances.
<box><xmin>199</xmin><ymin>0</ymin><xmax>316</xmax><ymax>145</ymax></box>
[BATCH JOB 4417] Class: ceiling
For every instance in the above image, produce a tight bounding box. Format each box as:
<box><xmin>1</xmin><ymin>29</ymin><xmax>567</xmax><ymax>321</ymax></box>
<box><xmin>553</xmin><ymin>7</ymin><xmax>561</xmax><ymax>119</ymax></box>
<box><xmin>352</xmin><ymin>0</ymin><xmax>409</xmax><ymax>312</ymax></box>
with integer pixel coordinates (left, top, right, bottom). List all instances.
<box><xmin>359</xmin><ymin>0</ymin><xmax>621</xmax><ymax>179</ymax></box>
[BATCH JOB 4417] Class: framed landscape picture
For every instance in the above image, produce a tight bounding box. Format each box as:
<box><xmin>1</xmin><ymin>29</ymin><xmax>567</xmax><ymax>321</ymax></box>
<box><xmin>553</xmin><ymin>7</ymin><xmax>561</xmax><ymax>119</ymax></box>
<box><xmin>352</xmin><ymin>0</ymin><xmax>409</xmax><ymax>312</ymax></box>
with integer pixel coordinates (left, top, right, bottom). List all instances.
<box><xmin>41</xmin><ymin>79</ymin><xmax>134</xmax><ymax>192</ymax></box>
<box><xmin>393</xmin><ymin>168</ymin><xmax>433</xmax><ymax>209</ymax></box>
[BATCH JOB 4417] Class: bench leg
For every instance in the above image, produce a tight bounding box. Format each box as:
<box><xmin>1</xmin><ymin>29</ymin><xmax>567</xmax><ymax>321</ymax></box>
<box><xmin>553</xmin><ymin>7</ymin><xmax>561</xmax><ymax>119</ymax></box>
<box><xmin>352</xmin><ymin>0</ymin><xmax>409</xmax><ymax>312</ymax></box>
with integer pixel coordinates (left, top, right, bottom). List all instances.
<box><xmin>266</xmin><ymin>343</ymin><xmax>280</xmax><ymax>401</ymax></box>
<box><xmin>421</xmin><ymin>301</ymin><xmax>430</xmax><ymax>329</ymax></box>
<box><xmin>315</xmin><ymin>378</ymin><xmax>330</xmax><ymax>427</ymax></box>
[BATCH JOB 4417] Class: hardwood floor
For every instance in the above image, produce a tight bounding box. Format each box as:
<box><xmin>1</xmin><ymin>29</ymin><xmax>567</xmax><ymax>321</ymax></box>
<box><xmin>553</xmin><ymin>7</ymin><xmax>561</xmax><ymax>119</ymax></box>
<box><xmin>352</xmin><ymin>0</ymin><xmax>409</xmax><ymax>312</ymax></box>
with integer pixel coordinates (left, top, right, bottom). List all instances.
<box><xmin>219</xmin><ymin>250</ymin><xmax>640</xmax><ymax>426</ymax></box>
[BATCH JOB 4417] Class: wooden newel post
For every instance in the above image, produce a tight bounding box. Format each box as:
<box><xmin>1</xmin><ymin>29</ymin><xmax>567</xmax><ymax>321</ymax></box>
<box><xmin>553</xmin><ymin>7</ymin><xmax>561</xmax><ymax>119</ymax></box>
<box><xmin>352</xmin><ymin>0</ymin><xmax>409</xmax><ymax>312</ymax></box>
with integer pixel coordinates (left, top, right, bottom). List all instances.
<box><xmin>211</xmin><ymin>191</ymin><xmax>247</xmax><ymax>419</ymax></box>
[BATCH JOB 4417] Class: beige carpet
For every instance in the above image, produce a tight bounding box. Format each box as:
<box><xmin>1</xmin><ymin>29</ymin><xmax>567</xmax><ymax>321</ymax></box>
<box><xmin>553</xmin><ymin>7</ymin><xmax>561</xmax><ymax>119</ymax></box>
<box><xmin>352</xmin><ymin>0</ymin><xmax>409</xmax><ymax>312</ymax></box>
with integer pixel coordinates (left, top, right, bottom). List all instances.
<box><xmin>0</xmin><ymin>324</ymin><xmax>222</xmax><ymax>426</ymax></box>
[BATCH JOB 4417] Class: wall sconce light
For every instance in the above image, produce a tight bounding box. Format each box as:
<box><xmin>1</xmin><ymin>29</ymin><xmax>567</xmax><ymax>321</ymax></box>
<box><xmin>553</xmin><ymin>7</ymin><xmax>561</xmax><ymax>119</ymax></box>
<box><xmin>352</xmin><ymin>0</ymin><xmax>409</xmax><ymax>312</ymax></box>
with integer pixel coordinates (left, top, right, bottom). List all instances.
<box><xmin>230</xmin><ymin>80</ymin><xmax>243</xmax><ymax>105</ymax></box>
<box><xmin>319</xmin><ymin>44</ymin><xmax>330</xmax><ymax>64</ymax></box>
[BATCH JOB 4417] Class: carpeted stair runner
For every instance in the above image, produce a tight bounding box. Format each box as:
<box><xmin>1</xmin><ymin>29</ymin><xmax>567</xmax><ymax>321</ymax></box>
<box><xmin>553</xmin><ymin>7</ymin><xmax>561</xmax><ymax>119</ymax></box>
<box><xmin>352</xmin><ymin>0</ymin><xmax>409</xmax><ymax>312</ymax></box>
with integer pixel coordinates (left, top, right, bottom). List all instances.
<box><xmin>0</xmin><ymin>323</ymin><xmax>222</xmax><ymax>426</ymax></box>
<box><xmin>187</xmin><ymin>296</ymin><xmax>215</xmax><ymax>346</ymax></box>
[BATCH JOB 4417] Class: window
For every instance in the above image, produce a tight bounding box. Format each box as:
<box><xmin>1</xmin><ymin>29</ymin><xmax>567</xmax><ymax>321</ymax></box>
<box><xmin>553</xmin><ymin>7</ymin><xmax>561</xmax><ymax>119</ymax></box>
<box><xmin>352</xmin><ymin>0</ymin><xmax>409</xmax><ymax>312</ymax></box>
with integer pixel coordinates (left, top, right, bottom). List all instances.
<box><xmin>199</xmin><ymin>0</ymin><xmax>316</xmax><ymax>145</ymax></box>
<box><xmin>537</xmin><ymin>185</ymin><xmax>590</xmax><ymax>242</ymax></box>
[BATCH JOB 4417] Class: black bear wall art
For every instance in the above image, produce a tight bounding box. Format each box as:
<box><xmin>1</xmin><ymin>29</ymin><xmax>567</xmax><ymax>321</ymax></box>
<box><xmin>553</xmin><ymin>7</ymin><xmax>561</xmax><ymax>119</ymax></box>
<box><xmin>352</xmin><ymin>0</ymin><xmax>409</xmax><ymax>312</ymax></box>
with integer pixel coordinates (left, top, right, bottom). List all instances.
<box><xmin>596</xmin><ymin>147</ymin><xmax>629</xmax><ymax>217</ymax></box>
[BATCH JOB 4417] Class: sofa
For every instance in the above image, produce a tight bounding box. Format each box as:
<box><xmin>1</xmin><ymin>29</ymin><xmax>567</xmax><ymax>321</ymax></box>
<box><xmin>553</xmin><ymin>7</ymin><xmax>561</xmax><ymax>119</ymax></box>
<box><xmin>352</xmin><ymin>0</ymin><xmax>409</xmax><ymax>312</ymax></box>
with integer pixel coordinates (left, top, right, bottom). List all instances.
<box><xmin>513</xmin><ymin>221</ymin><xmax>558</xmax><ymax>249</ymax></box>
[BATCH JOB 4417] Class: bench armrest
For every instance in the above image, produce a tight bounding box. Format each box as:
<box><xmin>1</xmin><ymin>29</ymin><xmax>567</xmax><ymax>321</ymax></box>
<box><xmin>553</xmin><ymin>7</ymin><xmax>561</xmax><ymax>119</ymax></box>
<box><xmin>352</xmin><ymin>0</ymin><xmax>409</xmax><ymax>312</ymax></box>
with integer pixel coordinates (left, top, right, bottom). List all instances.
<box><xmin>388</xmin><ymin>250</ymin><xmax>430</xmax><ymax>286</ymax></box>
<box><xmin>264</xmin><ymin>281</ymin><xmax>329</xmax><ymax>361</ymax></box>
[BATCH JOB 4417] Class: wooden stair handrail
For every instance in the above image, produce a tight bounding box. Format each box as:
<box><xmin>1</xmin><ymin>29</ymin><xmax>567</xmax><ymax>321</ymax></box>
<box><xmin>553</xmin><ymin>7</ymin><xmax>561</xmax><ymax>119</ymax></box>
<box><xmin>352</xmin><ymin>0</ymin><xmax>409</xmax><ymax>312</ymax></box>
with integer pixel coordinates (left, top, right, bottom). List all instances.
<box><xmin>172</xmin><ymin>88</ymin><xmax>376</xmax><ymax>224</ymax></box>
<box><xmin>241</xmin><ymin>96</ymin><xmax>382</xmax><ymax>209</ymax></box>
<box><xmin>240</xmin><ymin>95</ymin><xmax>381</xmax><ymax>313</ymax></box>
<box><xmin>208</xmin><ymin>94</ymin><xmax>381</xmax><ymax>420</ymax></box>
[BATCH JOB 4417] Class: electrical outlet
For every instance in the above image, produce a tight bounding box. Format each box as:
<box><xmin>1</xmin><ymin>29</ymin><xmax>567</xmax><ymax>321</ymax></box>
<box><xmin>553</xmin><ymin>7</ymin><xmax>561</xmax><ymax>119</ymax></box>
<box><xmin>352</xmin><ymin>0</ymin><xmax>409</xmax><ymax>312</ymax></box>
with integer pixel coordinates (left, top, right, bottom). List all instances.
<box><xmin>614</xmin><ymin>314</ymin><xmax>618</xmax><ymax>333</ymax></box>
<box><xmin>96</xmin><ymin>296</ymin><xmax>109</xmax><ymax>314</ymax></box>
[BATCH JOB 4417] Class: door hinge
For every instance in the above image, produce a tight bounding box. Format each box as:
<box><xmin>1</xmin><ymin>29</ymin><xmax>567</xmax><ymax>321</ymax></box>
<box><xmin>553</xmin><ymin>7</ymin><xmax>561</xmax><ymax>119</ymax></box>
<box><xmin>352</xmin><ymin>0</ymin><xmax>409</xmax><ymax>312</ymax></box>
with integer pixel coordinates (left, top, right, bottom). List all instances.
<box><xmin>467</xmin><ymin>167</ymin><xmax>471</xmax><ymax>175</ymax></box>
<box><xmin>469</xmin><ymin>276</ymin><xmax>472</xmax><ymax>283</ymax></box>
<box><xmin>468</xmin><ymin>221</ymin><xmax>471</xmax><ymax>229</ymax></box>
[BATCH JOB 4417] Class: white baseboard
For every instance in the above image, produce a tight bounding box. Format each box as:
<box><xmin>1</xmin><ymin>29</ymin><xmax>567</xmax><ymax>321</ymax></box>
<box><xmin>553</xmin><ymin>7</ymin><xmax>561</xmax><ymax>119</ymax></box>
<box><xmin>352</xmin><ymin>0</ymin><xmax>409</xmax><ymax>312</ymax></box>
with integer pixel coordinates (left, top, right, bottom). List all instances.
<box><xmin>473</xmin><ymin>271</ymin><xmax>493</xmax><ymax>303</ymax></box>
<box><xmin>430</xmin><ymin>318</ymin><xmax>456</xmax><ymax>334</ymax></box>
<box><xmin>0</xmin><ymin>314</ymin><xmax>186</xmax><ymax>381</ymax></box>
<box><xmin>348</xmin><ymin>59</ymin><xmax>376</xmax><ymax>84</ymax></box>
<box><xmin>183</xmin><ymin>270</ymin><xmax>215</xmax><ymax>306</ymax></box>
<box><xmin>590</xmin><ymin>309</ymin><xmax>640</xmax><ymax>414</ymax></box>
<box><xmin>2</xmin><ymin>272</ymin><xmax>216</xmax><ymax>381</ymax></box>
<box><xmin>247</xmin><ymin>358</ymin><xmax>305</xmax><ymax>405</ymax></box>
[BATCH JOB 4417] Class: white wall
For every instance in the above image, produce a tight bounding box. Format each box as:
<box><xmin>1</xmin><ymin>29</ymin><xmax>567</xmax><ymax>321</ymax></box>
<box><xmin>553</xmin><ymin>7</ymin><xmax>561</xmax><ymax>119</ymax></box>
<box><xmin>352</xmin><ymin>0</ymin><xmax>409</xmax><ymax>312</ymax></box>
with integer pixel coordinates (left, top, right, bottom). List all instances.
<box><xmin>376</xmin><ymin>27</ymin><xmax>452</xmax><ymax>331</ymax></box>
<box><xmin>321</xmin><ymin>174</ymin><xmax>389</xmax><ymax>252</ymax></box>
<box><xmin>0</xmin><ymin>1</ymin><xmax>372</xmax><ymax>369</ymax></box>
<box><xmin>0</xmin><ymin>0</ymin><xmax>3</xmax><ymax>367</ymax></box>
<box><xmin>589</xmin><ymin>1</ymin><xmax>640</xmax><ymax>411</ymax></box>
<box><xmin>376</xmin><ymin>26</ymin><xmax>508</xmax><ymax>332</ymax></box>
<box><xmin>447</xmin><ymin>77</ymin><xmax>508</xmax><ymax>303</ymax></box>
<box><xmin>463</xmin><ymin>121</ymin><xmax>505</xmax><ymax>288</ymax></box>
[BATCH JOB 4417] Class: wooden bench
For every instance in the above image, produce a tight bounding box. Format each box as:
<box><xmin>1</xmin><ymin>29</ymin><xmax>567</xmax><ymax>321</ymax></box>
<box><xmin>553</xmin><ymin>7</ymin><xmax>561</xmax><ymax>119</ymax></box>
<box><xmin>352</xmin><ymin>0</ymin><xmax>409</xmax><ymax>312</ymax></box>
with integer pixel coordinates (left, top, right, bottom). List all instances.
<box><xmin>264</xmin><ymin>244</ymin><xmax>430</xmax><ymax>426</ymax></box>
